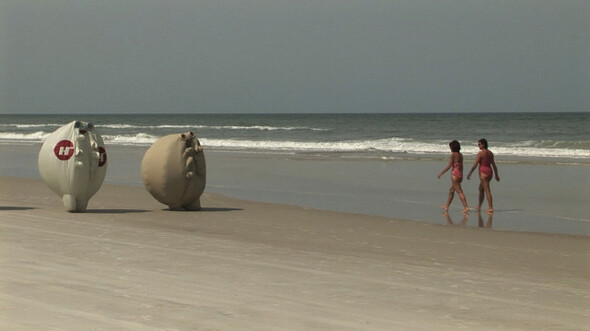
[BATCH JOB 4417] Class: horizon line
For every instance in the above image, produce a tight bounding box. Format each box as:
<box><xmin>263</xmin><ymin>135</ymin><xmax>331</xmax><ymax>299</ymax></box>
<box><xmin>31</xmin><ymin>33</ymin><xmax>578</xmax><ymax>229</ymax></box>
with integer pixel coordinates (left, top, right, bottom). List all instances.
<box><xmin>2</xmin><ymin>110</ymin><xmax>589</xmax><ymax>116</ymax></box>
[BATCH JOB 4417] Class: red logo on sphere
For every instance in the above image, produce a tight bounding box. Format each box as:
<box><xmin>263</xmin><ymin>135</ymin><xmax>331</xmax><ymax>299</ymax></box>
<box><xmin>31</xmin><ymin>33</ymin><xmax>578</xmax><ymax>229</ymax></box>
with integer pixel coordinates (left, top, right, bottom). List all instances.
<box><xmin>98</xmin><ymin>146</ymin><xmax>107</xmax><ymax>167</ymax></box>
<box><xmin>54</xmin><ymin>140</ymin><xmax>75</xmax><ymax>160</ymax></box>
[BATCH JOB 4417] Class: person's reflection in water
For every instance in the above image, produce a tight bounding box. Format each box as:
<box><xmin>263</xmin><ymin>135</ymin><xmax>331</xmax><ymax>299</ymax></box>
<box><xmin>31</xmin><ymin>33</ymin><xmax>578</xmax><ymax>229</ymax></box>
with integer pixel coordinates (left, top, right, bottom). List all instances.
<box><xmin>443</xmin><ymin>211</ymin><xmax>470</xmax><ymax>226</ymax></box>
<box><xmin>477</xmin><ymin>211</ymin><xmax>493</xmax><ymax>228</ymax></box>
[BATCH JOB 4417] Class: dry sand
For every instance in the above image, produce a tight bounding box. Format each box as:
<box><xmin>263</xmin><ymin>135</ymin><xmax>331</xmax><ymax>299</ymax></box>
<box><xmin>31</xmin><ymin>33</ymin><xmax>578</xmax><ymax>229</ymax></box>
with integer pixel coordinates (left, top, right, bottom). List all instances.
<box><xmin>1</xmin><ymin>176</ymin><xmax>588</xmax><ymax>330</ymax></box>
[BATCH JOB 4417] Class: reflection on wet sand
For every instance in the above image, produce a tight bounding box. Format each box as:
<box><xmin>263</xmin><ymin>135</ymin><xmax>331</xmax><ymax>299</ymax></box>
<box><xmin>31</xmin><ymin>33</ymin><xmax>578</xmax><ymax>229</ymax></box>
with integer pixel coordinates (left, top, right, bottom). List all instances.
<box><xmin>443</xmin><ymin>211</ymin><xmax>493</xmax><ymax>229</ymax></box>
<box><xmin>443</xmin><ymin>211</ymin><xmax>470</xmax><ymax>226</ymax></box>
<box><xmin>477</xmin><ymin>211</ymin><xmax>493</xmax><ymax>228</ymax></box>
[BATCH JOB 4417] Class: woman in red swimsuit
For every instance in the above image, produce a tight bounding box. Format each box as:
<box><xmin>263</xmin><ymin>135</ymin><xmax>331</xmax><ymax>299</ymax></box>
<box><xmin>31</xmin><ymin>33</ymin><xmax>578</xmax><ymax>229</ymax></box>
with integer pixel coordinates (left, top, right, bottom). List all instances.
<box><xmin>438</xmin><ymin>140</ymin><xmax>469</xmax><ymax>213</ymax></box>
<box><xmin>467</xmin><ymin>138</ymin><xmax>500</xmax><ymax>213</ymax></box>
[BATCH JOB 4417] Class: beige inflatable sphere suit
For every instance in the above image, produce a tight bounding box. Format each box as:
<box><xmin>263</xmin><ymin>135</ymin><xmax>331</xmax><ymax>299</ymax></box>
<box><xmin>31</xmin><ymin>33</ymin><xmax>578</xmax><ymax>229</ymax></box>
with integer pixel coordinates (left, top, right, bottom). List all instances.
<box><xmin>38</xmin><ymin>121</ymin><xmax>108</xmax><ymax>212</ymax></box>
<box><xmin>141</xmin><ymin>132</ymin><xmax>206</xmax><ymax>210</ymax></box>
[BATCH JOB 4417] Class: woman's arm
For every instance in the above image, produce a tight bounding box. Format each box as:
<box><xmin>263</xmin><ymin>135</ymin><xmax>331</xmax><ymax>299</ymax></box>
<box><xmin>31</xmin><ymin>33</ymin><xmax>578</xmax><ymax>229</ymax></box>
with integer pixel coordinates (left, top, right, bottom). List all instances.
<box><xmin>466</xmin><ymin>152</ymin><xmax>481</xmax><ymax>180</ymax></box>
<box><xmin>490</xmin><ymin>153</ymin><xmax>500</xmax><ymax>181</ymax></box>
<box><xmin>438</xmin><ymin>155</ymin><xmax>454</xmax><ymax>178</ymax></box>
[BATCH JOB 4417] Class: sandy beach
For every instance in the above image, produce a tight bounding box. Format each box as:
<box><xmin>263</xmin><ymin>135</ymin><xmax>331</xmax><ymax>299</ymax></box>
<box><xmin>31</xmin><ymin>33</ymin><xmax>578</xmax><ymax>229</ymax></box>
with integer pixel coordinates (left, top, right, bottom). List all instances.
<box><xmin>1</xmin><ymin>176</ymin><xmax>588</xmax><ymax>330</ymax></box>
<box><xmin>2</xmin><ymin>0</ymin><xmax>589</xmax><ymax>328</ymax></box>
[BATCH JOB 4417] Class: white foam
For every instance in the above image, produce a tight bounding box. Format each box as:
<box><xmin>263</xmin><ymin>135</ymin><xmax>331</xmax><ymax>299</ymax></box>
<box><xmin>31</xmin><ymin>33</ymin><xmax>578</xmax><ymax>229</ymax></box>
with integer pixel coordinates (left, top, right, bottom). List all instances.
<box><xmin>1</xmin><ymin>130</ymin><xmax>588</xmax><ymax>159</ymax></box>
<box><xmin>99</xmin><ymin>124</ymin><xmax>328</xmax><ymax>131</ymax></box>
<box><xmin>199</xmin><ymin>138</ymin><xmax>432</xmax><ymax>154</ymax></box>
<box><xmin>200</xmin><ymin>138</ymin><xmax>590</xmax><ymax>159</ymax></box>
<box><xmin>0</xmin><ymin>131</ymin><xmax>50</xmax><ymax>143</ymax></box>
<box><xmin>102</xmin><ymin>133</ymin><xmax>159</xmax><ymax>145</ymax></box>
<box><xmin>0</xmin><ymin>123</ymin><xmax>61</xmax><ymax>129</ymax></box>
<box><xmin>195</xmin><ymin>125</ymin><xmax>328</xmax><ymax>131</ymax></box>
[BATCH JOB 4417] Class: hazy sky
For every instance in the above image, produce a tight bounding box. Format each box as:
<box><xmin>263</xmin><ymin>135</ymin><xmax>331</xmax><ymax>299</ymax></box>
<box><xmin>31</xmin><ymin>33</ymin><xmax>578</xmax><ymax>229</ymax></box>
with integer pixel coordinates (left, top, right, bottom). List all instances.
<box><xmin>1</xmin><ymin>0</ymin><xmax>588</xmax><ymax>114</ymax></box>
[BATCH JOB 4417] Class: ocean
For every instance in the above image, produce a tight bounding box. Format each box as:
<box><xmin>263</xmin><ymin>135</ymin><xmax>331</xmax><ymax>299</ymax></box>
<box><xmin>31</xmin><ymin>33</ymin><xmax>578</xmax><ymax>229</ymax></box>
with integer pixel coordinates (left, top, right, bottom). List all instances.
<box><xmin>1</xmin><ymin>112</ymin><xmax>589</xmax><ymax>163</ymax></box>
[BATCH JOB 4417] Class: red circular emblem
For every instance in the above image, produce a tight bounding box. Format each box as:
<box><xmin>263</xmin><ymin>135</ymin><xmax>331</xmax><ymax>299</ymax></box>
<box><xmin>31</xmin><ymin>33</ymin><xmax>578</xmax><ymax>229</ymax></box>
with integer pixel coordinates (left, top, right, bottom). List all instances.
<box><xmin>98</xmin><ymin>146</ymin><xmax>107</xmax><ymax>167</ymax></box>
<box><xmin>54</xmin><ymin>140</ymin><xmax>75</xmax><ymax>160</ymax></box>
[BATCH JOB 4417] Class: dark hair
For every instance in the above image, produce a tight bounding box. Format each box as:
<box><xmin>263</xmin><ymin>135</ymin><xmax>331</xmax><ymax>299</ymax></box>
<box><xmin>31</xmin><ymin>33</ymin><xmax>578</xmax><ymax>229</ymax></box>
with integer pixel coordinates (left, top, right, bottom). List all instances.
<box><xmin>478</xmin><ymin>138</ymin><xmax>488</xmax><ymax>149</ymax></box>
<box><xmin>449</xmin><ymin>140</ymin><xmax>460</xmax><ymax>152</ymax></box>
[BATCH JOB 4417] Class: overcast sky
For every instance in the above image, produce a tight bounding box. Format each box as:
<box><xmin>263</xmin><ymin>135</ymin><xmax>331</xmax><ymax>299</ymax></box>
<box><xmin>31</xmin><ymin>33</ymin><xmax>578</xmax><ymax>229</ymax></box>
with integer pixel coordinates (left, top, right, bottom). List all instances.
<box><xmin>1</xmin><ymin>0</ymin><xmax>588</xmax><ymax>114</ymax></box>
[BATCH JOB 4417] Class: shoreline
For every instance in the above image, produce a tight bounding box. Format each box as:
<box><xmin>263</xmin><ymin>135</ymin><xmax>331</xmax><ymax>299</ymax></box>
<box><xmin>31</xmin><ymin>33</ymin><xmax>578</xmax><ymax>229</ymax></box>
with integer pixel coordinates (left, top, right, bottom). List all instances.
<box><xmin>1</xmin><ymin>174</ymin><xmax>588</xmax><ymax>239</ymax></box>
<box><xmin>1</xmin><ymin>143</ymin><xmax>589</xmax><ymax>236</ymax></box>
<box><xmin>1</xmin><ymin>176</ymin><xmax>588</xmax><ymax>329</ymax></box>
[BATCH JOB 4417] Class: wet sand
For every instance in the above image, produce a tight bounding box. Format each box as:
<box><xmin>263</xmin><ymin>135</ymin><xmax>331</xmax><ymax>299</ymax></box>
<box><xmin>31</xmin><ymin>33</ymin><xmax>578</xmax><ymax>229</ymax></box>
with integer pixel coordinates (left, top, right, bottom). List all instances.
<box><xmin>1</xmin><ymin>176</ymin><xmax>588</xmax><ymax>330</ymax></box>
<box><xmin>2</xmin><ymin>143</ymin><xmax>589</xmax><ymax>235</ymax></box>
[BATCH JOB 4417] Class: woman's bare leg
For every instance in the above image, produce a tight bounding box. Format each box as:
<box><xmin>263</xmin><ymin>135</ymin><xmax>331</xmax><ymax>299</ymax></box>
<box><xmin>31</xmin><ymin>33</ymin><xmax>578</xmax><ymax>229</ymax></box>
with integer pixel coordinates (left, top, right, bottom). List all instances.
<box><xmin>452</xmin><ymin>177</ymin><xmax>469</xmax><ymax>212</ymax></box>
<box><xmin>480</xmin><ymin>175</ymin><xmax>494</xmax><ymax>212</ymax></box>
<box><xmin>477</xmin><ymin>182</ymin><xmax>485</xmax><ymax>211</ymax></box>
<box><xmin>442</xmin><ymin>186</ymin><xmax>455</xmax><ymax>211</ymax></box>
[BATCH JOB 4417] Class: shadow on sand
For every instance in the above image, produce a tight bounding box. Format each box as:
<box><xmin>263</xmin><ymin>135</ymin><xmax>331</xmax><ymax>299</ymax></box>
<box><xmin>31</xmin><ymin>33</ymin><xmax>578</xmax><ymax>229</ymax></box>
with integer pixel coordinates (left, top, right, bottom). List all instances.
<box><xmin>199</xmin><ymin>207</ymin><xmax>243</xmax><ymax>212</ymax></box>
<box><xmin>164</xmin><ymin>207</ymin><xmax>243</xmax><ymax>212</ymax></box>
<box><xmin>0</xmin><ymin>206</ymin><xmax>36</xmax><ymax>211</ymax></box>
<box><xmin>85</xmin><ymin>209</ymin><xmax>151</xmax><ymax>214</ymax></box>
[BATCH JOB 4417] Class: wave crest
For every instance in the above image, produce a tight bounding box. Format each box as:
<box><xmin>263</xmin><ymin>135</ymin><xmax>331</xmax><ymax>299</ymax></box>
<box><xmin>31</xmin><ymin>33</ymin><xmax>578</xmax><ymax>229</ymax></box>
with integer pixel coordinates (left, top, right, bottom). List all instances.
<box><xmin>0</xmin><ymin>131</ymin><xmax>588</xmax><ymax>159</ymax></box>
<box><xmin>99</xmin><ymin>124</ymin><xmax>328</xmax><ymax>131</ymax></box>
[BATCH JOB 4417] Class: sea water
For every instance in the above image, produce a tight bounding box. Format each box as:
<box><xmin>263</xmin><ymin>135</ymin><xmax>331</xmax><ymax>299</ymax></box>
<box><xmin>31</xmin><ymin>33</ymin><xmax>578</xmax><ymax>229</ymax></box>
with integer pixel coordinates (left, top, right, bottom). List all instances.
<box><xmin>1</xmin><ymin>112</ymin><xmax>589</xmax><ymax>162</ymax></box>
<box><xmin>1</xmin><ymin>112</ymin><xmax>589</xmax><ymax>235</ymax></box>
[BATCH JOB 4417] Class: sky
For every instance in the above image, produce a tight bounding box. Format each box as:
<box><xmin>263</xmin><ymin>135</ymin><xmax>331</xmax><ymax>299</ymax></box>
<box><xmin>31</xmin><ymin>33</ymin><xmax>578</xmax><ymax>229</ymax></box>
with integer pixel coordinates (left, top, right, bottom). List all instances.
<box><xmin>0</xmin><ymin>0</ymin><xmax>588</xmax><ymax>114</ymax></box>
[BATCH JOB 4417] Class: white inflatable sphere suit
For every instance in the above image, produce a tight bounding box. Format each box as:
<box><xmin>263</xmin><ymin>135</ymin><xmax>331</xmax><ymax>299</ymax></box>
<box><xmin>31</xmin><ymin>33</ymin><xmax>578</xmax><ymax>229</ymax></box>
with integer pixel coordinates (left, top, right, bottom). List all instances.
<box><xmin>38</xmin><ymin>121</ymin><xmax>108</xmax><ymax>212</ymax></box>
<box><xmin>141</xmin><ymin>132</ymin><xmax>206</xmax><ymax>210</ymax></box>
